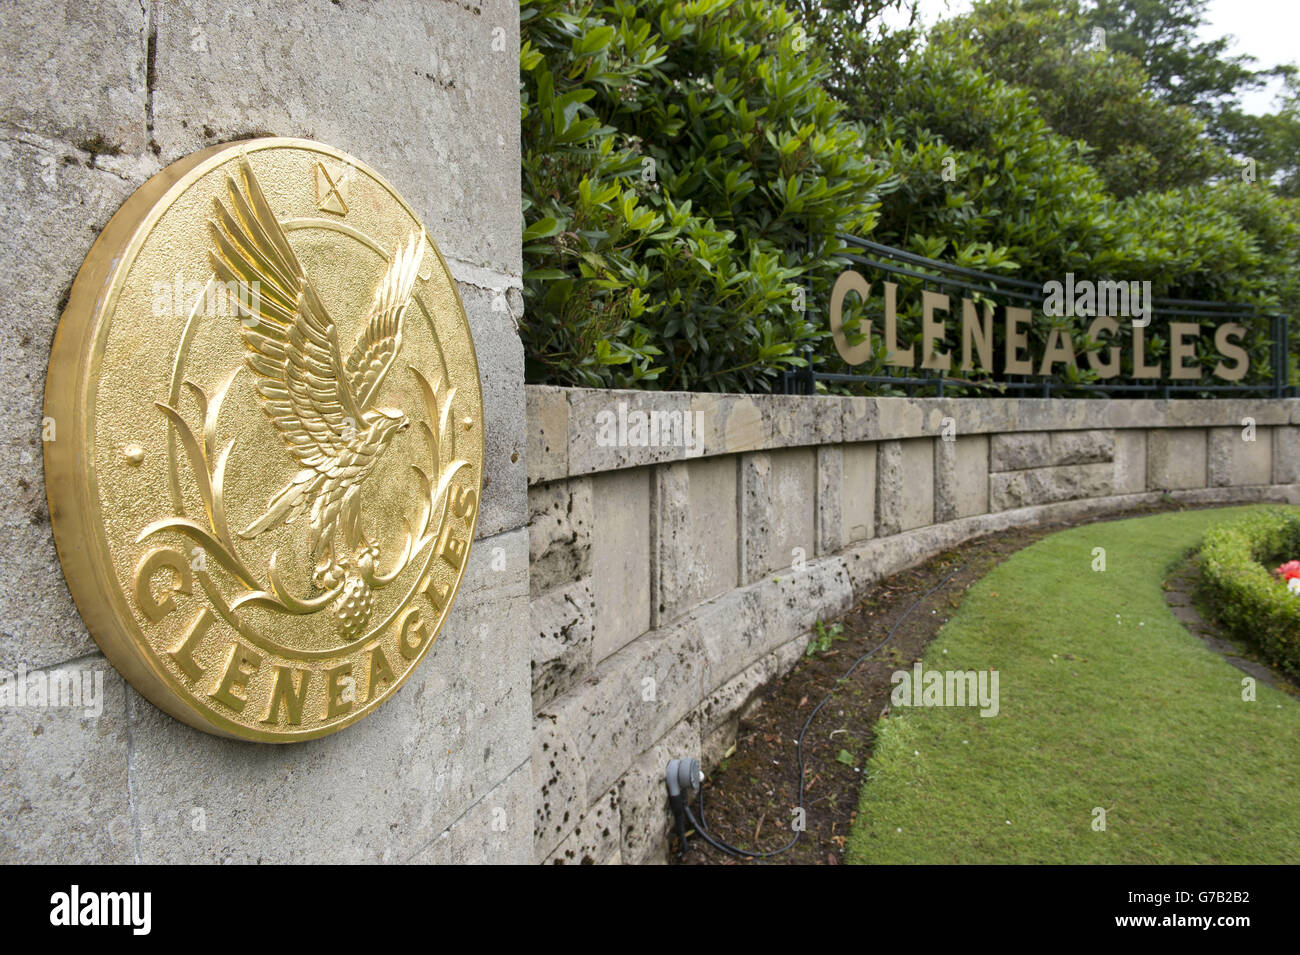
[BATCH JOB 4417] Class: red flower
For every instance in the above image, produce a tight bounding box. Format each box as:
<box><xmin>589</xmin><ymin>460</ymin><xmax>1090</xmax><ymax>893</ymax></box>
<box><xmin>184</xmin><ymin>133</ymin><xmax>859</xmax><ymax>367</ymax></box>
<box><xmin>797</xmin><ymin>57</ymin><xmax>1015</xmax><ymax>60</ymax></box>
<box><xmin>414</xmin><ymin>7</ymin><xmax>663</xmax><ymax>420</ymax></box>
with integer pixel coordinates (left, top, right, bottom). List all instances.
<box><xmin>1275</xmin><ymin>560</ymin><xmax>1300</xmax><ymax>581</ymax></box>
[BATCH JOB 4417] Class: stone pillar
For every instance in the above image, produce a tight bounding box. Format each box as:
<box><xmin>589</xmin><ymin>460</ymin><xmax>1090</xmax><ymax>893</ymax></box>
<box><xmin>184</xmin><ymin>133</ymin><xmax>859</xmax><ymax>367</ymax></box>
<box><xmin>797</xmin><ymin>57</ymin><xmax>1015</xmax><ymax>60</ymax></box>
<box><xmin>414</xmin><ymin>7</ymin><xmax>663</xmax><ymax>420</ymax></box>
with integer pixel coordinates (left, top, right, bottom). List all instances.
<box><xmin>0</xmin><ymin>0</ymin><xmax>530</xmax><ymax>863</ymax></box>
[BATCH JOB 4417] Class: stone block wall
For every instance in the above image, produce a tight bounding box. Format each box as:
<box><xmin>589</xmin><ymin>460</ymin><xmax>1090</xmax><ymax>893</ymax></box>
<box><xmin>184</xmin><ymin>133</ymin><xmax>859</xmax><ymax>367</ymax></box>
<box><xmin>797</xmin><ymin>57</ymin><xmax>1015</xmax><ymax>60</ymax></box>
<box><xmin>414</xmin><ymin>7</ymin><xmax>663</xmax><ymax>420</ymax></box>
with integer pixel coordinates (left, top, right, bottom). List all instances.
<box><xmin>527</xmin><ymin>387</ymin><xmax>1300</xmax><ymax>864</ymax></box>
<box><xmin>1</xmin><ymin>0</ymin><xmax>531</xmax><ymax>864</ymax></box>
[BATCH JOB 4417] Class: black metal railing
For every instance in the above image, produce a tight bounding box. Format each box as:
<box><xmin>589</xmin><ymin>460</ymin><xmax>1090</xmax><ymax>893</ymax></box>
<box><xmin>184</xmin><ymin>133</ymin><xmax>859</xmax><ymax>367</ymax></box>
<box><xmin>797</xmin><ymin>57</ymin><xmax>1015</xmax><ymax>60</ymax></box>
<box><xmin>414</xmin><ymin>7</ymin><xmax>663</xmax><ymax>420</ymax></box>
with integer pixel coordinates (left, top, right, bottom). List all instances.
<box><xmin>780</xmin><ymin>235</ymin><xmax>1296</xmax><ymax>399</ymax></box>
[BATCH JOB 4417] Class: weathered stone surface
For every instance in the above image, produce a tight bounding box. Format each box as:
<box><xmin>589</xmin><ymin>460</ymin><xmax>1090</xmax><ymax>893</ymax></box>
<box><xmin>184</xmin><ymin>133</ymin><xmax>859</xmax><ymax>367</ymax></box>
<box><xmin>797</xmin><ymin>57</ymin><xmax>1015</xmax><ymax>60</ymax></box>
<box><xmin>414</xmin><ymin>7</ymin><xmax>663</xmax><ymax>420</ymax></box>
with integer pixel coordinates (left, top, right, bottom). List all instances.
<box><xmin>447</xmin><ymin>518</ymin><xmax>530</xmax><ymax>603</ymax></box>
<box><xmin>530</xmin><ymin>551</ymin><xmax>852</xmax><ymax>863</ymax></box>
<box><xmin>754</xmin><ymin>394</ymin><xmax>842</xmax><ymax>448</ymax></box>
<box><xmin>125</xmin><ymin>529</ymin><xmax>531</xmax><ymax>864</ymax></box>
<box><xmin>617</xmin><ymin>717</ymin><xmax>701</xmax><ymax>865</ymax></box>
<box><xmin>691</xmin><ymin>393</ymin><xmax>764</xmax><ymax>455</ymax></box>
<box><xmin>591</xmin><ymin>467</ymin><xmax>651</xmax><ymax>662</ymax></box>
<box><xmin>544</xmin><ymin>788</ymin><xmax>620</xmax><ymax>864</ymax></box>
<box><xmin>653</xmin><ymin>463</ymin><xmax>690</xmax><ymax>629</ymax></box>
<box><xmin>1147</xmin><ymin>429</ymin><xmax>1208</xmax><ymax>490</ymax></box>
<box><xmin>410</xmin><ymin>759</ymin><xmax>533</xmax><ymax>864</ymax></box>
<box><xmin>567</xmin><ymin>389</ymin><xmax>693</xmax><ymax>476</ymax></box>
<box><xmin>688</xmin><ymin>587</ymin><xmax>767</xmax><ymax>685</ymax></box>
<box><xmin>528</xmin><ymin>478</ymin><xmax>592</xmax><ymax>596</ymax></box>
<box><xmin>934</xmin><ymin>435</ymin><xmax>989</xmax><ymax>522</ymax></box>
<box><xmin>728</xmin><ymin>392</ymin><xmax>837</xmax><ymax>452</ymax></box>
<box><xmin>842</xmin><ymin>396</ymin><xmax>880</xmax><ymax>441</ymax></box>
<box><xmin>1113</xmin><ymin>430</ymin><xmax>1147</xmax><ymax>495</ymax></box>
<box><xmin>0</xmin><ymin>0</ymin><xmax>148</xmax><ymax>155</ymax></box>
<box><xmin>531</xmin><ymin>578</ymin><xmax>592</xmax><ymax>711</ymax></box>
<box><xmin>740</xmin><ymin>452</ymin><xmax>772</xmax><ymax>585</ymax></box>
<box><xmin>544</xmin><ymin>620</ymin><xmax>708</xmax><ymax>806</ymax></box>
<box><xmin>0</xmin><ymin>657</ymin><xmax>131</xmax><ymax>863</ymax></box>
<box><xmin>990</xmin><ymin>463</ymin><xmax>1113</xmax><ymax>511</ymax></box>
<box><xmin>524</xmin><ymin>389</ymin><xmax>1300</xmax><ymax>476</ymax></box>
<box><xmin>875</xmin><ymin>441</ymin><xmax>903</xmax><ymax>536</ymax></box>
<box><xmin>873</xmin><ymin>398</ymin><xmax>928</xmax><ymax>439</ymax></box>
<box><xmin>764</xmin><ymin>448</ymin><xmax>816</xmax><ymax>574</ymax></box>
<box><xmin>0</xmin><ymin>138</ymin><xmax>148</xmax><ymax>673</ymax></box>
<box><xmin>1207</xmin><ymin>426</ymin><xmax>1272</xmax><ymax>487</ymax></box>
<box><xmin>841</xmin><ymin>443</ymin><xmax>876</xmax><ymax>543</ymax></box>
<box><xmin>150</xmin><ymin>0</ymin><xmax>523</xmax><ymax>277</ymax></box>
<box><xmin>842</xmin><ymin>526</ymin><xmax>947</xmax><ymax>596</ymax></box>
<box><xmin>1274</xmin><ymin>426</ymin><xmax>1300</xmax><ymax>485</ymax></box>
<box><xmin>751</xmin><ymin>561</ymin><xmax>853</xmax><ymax>672</ymax></box>
<box><xmin>696</xmin><ymin>652</ymin><xmax>778</xmax><ymax>767</ymax></box>
<box><xmin>877</xmin><ymin>439</ymin><xmax>934</xmax><ymax>534</ymax></box>
<box><xmin>1050</xmin><ymin>430</ymin><xmax>1115</xmax><ymax>466</ymax></box>
<box><xmin>527</xmin><ymin>386</ymin><xmax>569</xmax><ymax>486</ymax></box>
<box><xmin>1010</xmin><ymin>398</ymin><xmax>1103</xmax><ymax>431</ymax></box>
<box><xmin>1102</xmin><ymin>401</ymin><xmax>1162</xmax><ymax>429</ymax></box>
<box><xmin>1206</xmin><ymin>429</ymin><xmax>1234</xmax><ymax>488</ymax></box>
<box><xmin>990</xmin><ymin>432</ymin><xmax>1051</xmax><ymax>471</ymax></box>
<box><xmin>872</xmin><ymin>397</ymin><xmax>1107</xmax><ymax>439</ymax></box>
<box><xmin>816</xmin><ymin>446</ymin><xmax>843</xmax><ymax>556</ymax></box>
<box><xmin>456</xmin><ymin>281</ymin><xmax>527</xmax><ymax>537</ymax></box>
<box><xmin>740</xmin><ymin>448</ymin><xmax>816</xmax><ymax>581</ymax></box>
<box><xmin>656</xmin><ymin>457</ymin><xmax>738</xmax><ymax>625</ymax></box>
<box><xmin>770</xmin><ymin>630</ymin><xmax>812</xmax><ymax>674</ymax></box>
<box><xmin>532</xmin><ymin>707</ymin><xmax>586</xmax><ymax>861</ymax></box>
<box><xmin>1164</xmin><ymin>399</ymin><xmax>1292</xmax><ymax>428</ymax></box>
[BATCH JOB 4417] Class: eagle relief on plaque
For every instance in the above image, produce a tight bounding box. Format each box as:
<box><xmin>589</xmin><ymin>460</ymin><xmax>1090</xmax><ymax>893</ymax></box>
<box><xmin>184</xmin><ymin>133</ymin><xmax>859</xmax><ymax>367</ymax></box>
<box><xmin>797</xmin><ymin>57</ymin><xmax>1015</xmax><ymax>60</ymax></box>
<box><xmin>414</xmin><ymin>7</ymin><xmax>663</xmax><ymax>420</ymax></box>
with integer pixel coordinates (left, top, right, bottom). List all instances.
<box><xmin>44</xmin><ymin>139</ymin><xmax>484</xmax><ymax>741</ymax></box>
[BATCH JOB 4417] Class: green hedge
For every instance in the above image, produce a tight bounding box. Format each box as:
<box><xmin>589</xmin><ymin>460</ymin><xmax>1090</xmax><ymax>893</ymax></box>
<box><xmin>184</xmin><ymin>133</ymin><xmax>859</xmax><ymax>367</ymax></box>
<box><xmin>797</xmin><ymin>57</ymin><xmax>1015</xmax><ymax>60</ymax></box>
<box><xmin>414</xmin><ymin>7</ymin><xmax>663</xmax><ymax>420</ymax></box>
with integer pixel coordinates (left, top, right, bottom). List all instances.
<box><xmin>1196</xmin><ymin>509</ymin><xmax>1300</xmax><ymax>678</ymax></box>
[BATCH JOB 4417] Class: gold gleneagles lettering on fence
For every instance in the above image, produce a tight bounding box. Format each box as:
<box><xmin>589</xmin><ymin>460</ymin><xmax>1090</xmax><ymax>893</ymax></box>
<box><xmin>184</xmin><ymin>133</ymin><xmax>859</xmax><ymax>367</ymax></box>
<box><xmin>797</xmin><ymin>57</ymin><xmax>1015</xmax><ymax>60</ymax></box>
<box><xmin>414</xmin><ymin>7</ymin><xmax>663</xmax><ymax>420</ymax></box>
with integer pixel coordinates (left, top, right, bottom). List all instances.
<box><xmin>44</xmin><ymin>139</ymin><xmax>483</xmax><ymax>741</ymax></box>
<box><xmin>829</xmin><ymin>270</ymin><xmax>1250</xmax><ymax>382</ymax></box>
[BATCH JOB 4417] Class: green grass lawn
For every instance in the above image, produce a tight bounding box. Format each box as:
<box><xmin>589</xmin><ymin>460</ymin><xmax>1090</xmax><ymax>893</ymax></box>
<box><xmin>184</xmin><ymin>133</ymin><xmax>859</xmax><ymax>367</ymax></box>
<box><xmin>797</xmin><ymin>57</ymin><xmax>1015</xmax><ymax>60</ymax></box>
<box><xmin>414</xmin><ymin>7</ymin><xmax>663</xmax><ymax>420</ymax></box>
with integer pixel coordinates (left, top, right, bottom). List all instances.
<box><xmin>846</xmin><ymin>505</ymin><xmax>1300</xmax><ymax>864</ymax></box>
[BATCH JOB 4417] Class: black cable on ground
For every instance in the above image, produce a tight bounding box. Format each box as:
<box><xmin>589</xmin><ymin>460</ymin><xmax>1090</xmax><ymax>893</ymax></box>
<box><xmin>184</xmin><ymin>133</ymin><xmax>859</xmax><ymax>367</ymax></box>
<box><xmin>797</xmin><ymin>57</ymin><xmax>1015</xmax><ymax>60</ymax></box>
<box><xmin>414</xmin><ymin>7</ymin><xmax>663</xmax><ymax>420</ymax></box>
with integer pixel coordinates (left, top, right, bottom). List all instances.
<box><xmin>681</xmin><ymin>562</ymin><xmax>966</xmax><ymax>861</ymax></box>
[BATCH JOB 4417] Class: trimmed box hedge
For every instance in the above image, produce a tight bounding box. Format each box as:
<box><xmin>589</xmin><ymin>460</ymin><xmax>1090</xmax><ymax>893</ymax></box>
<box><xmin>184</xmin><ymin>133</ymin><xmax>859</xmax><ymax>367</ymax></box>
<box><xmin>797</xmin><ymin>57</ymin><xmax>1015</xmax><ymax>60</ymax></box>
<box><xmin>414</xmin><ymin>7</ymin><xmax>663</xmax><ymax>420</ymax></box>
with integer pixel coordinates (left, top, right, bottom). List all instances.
<box><xmin>1196</xmin><ymin>509</ymin><xmax>1300</xmax><ymax>678</ymax></box>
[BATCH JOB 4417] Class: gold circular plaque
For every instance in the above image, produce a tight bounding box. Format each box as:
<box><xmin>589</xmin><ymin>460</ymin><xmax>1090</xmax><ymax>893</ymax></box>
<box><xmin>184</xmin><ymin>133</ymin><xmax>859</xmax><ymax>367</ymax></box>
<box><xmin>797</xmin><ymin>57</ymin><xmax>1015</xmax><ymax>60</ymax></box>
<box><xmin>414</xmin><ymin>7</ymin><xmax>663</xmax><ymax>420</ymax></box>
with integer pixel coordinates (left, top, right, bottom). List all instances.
<box><xmin>45</xmin><ymin>138</ymin><xmax>484</xmax><ymax>741</ymax></box>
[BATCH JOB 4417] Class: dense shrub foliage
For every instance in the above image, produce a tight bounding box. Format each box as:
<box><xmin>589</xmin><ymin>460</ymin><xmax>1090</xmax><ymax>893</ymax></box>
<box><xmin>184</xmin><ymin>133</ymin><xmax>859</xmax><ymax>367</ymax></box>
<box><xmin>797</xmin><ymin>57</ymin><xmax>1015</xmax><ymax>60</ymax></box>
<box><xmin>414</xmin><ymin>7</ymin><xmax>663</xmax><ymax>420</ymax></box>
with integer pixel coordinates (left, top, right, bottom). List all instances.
<box><xmin>519</xmin><ymin>0</ymin><xmax>890</xmax><ymax>391</ymax></box>
<box><xmin>1197</xmin><ymin>510</ymin><xmax>1300</xmax><ymax>678</ymax></box>
<box><xmin>520</xmin><ymin>0</ymin><xmax>1300</xmax><ymax>392</ymax></box>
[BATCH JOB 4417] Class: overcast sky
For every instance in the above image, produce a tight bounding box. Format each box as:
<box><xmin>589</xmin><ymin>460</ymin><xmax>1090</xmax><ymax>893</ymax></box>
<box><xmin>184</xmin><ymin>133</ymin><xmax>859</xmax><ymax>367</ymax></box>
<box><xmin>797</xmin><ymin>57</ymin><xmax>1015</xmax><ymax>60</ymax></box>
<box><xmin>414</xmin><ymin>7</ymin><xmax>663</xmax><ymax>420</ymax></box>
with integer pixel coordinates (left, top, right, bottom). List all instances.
<box><xmin>1200</xmin><ymin>0</ymin><xmax>1299</xmax><ymax>112</ymax></box>
<box><xmin>880</xmin><ymin>0</ymin><xmax>1300</xmax><ymax>114</ymax></box>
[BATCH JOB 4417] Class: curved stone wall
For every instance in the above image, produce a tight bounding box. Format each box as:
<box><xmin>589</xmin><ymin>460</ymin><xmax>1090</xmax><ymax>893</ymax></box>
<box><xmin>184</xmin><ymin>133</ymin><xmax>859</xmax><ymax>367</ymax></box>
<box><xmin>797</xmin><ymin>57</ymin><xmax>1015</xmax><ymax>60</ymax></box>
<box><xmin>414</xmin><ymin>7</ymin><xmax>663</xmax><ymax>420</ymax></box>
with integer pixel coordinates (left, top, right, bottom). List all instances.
<box><xmin>525</xmin><ymin>387</ymin><xmax>1300</xmax><ymax>863</ymax></box>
